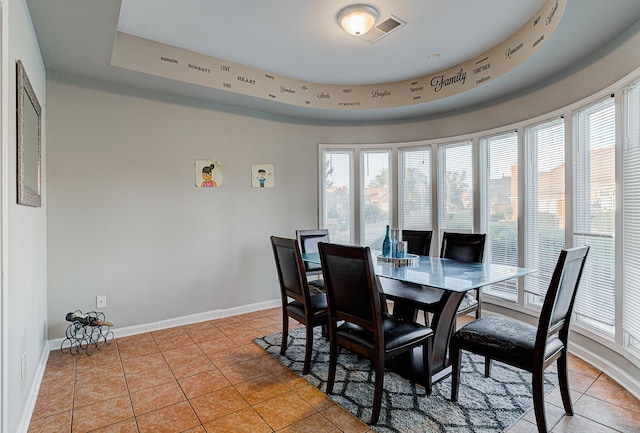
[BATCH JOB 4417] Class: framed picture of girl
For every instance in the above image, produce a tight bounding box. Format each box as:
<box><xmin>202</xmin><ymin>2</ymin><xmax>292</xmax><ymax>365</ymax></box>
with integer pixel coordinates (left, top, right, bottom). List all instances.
<box><xmin>195</xmin><ymin>160</ymin><xmax>223</xmax><ymax>188</ymax></box>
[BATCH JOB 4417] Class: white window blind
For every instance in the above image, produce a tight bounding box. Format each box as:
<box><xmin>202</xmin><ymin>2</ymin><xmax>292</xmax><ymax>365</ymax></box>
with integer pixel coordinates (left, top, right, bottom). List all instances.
<box><xmin>438</xmin><ymin>141</ymin><xmax>473</xmax><ymax>235</ymax></box>
<box><xmin>481</xmin><ymin>131</ymin><xmax>519</xmax><ymax>301</ymax></box>
<box><xmin>399</xmin><ymin>147</ymin><xmax>432</xmax><ymax>231</ymax></box>
<box><xmin>623</xmin><ymin>80</ymin><xmax>640</xmax><ymax>356</ymax></box>
<box><xmin>323</xmin><ymin>150</ymin><xmax>353</xmax><ymax>244</ymax></box>
<box><xmin>573</xmin><ymin>98</ymin><xmax>616</xmax><ymax>337</ymax></box>
<box><xmin>362</xmin><ymin>150</ymin><xmax>391</xmax><ymax>249</ymax></box>
<box><xmin>524</xmin><ymin>119</ymin><xmax>565</xmax><ymax>301</ymax></box>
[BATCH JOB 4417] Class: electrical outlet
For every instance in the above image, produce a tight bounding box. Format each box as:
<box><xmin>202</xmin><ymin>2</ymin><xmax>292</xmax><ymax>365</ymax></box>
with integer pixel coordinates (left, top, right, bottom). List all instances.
<box><xmin>96</xmin><ymin>295</ymin><xmax>107</xmax><ymax>309</ymax></box>
<box><xmin>21</xmin><ymin>352</ymin><xmax>26</xmax><ymax>379</ymax></box>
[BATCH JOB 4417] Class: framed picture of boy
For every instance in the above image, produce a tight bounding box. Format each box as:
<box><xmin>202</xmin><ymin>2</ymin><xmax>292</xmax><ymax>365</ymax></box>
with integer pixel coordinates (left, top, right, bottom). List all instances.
<box><xmin>251</xmin><ymin>163</ymin><xmax>274</xmax><ymax>188</ymax></box>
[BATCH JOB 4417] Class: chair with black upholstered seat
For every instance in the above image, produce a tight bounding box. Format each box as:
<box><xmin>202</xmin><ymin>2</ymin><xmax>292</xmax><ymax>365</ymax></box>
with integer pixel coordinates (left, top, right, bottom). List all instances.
<box><xmin>449</xmin><ymin>246</ymin><xmax>589</xmax><ymax>433</ymax></box>
<box><xmin>318</xmin><ymin>241</ymin><xmax>433</xmax><ymax>425</ymax></box>
<box><xmin>296</xmin><ymin>229</ymin><xmax>330</xmax><ymax>291</ymax></box>
<box><xmin>270</xmin><ymin>236</ymin><xmax>329</xmax><ymax>375</ymax></box>
<box><xmin>401</xmin><ymin>229</ymin><xmax>433</xmax><ymax>256</ymax></box>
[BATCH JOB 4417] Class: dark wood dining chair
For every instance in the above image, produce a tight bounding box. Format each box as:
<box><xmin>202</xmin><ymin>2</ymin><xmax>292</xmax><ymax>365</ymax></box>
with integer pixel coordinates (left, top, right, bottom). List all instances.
<box><xmin>409</xmin><ymin>232</ymin><xmax>486</xmax><ymax>325</ymax></box>
<box><xmin>450</xmin><ymin>246</ymin><xmax>590</xmax><ymax>433</ymax></box>
<box><xmin>401</xmin><ymin>229</ymin><xmax>433</xmax><ymax>256</ymax></box>
<box><xmin>440</xmin><ymin>232</ymin><xmax>486</xmax><ymax>319</ymax></box>
<box><xmin>270</xmin><ymin>236</ymin><xmax>328</xmax><ymax>375</ymax></box>
<box><xmin>295</xmin><ymin>229</ymin><xmax>330</xmax><ymax>291</ymax></box>
<box><xmin>398</xmin><ymin>230</ymin><xmax>434</xmax><ymax>324</ymax></box>
<box><xmin>318</xmin><ymin>241</ymin><xmax>433</xmax><ymax>424</ymax></box>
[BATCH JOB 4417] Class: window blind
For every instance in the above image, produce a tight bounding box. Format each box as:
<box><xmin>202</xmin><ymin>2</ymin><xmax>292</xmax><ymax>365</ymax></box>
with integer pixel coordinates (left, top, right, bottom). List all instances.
<box><xmin>623</xmin><ymin>80</ymin><xmax>640</xmax><ymax>356</ymax></box>
<box><xmin>524</xmin><ymin>119</ymin><xmax>565</xmax><ymax>299</ymax></box>
<box><xmin>399</xmin><ymin>147</ymin><xmax>432</xmax><ymax>231</ymax></box>
<box><xmin>438</xmin><ymin>141</ymin><xmax>473</xmax><ymax>235</ymax></box>
<box><xmin>323</xmin><ymin>150</ymin><xmax>353</xmax><ymax>244</ymax></box>
<box><xmin>573</xmin><ymin>98</ymin><xmax>616</xmax><ymax>337</ymax></box>
<box><xmin>481</xmin><ymin>131</ymin><xmax>519</xmax><ymax>301</ymax></box>
<box><xmin>362</xmin><ymin>150</ymin><xmax>391</xmax><ymax>249</ymax></box>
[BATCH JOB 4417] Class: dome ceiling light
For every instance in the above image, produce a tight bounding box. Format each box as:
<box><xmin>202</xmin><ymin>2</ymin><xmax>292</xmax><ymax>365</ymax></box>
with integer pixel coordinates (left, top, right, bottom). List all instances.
<box><xmin>337</xmin><ymin>4</ymin><xmax>379</xmax><ymax>36</ymax></box>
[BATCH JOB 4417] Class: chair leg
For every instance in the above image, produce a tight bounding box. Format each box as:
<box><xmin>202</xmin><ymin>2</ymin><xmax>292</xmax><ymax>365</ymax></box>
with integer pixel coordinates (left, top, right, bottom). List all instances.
<box><xmin>450</xmin><ymin>346</ymin><xmax>462</xmax><ymax>402</ymax></box>
<box><xmin>423</xmin><ymin>338</ymin><xmax>433</xmax><ymax>395</ymax></box>
<box><xmin>370</xmin><ymin>355</ymin><xmax>385</xmax><ymax>424</ymax></box>
<box><xmin>302</xmin><ymin>324</ymin><xmax>314</xmax><ymax>375</ymax></box>
<box><xmin>484</xmin><ymin>357</ymin><xmax>491</xmax><ymax>377</ymax></box>
<box><xmin>532</xmin><ymin>369</ymin><xmax>548</xmax><ymax>433</ymax></box>
<box><xmin>280</xmin><ymin>312</ymin><xmax>289</xmax><ymax>356</ymax></box>
<box><xmin>475</xmin><ymin>288</ymin><xmax>481</xmax><ymax>319</ymax></box>
<box><xmin>557</xmin><ymin>352</ymin><xmax>574</xmax><ymax>415</ymax></box>
<box><xmin>326</xmin><ymin>339</ymin><xmax>338</xmax><ymax>394</ymax></box>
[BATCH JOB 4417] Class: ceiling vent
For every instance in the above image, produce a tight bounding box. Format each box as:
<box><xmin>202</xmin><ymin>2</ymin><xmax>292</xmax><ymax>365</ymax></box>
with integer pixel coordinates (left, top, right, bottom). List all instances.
<box><xmin>360</xmin><ymin>15</ymin><xmax>406</xmax><ymax>43</ymax></box>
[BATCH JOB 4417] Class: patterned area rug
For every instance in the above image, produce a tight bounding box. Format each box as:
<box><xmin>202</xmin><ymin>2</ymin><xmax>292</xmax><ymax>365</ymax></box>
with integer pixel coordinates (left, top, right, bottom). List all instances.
<box><xmin>255</xmin><ymin>327</ymin><xmax>558</xmax><ymax>433</ymax></box>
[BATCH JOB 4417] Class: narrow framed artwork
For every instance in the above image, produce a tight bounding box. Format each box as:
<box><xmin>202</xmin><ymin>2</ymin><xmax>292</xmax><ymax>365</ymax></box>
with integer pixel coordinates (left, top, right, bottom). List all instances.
<box><xmin>251</xmin><ymin>163</ymin><xmax>274</xmax><ymax>188</ymax></box>
<box><xmin>17</xmin><ymin>60</ymin><xmax>42</xmax><ymax>207</ymax></box>
<box><xmin>195</xmin><ymin>160</ymin><xmax>223</xmax><ymax>188</ymax></box>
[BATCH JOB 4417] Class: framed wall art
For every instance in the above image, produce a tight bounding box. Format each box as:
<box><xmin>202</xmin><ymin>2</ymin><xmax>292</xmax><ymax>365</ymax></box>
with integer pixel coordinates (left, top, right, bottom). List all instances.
<box><xmin>17</xmin><ymin>60</ymin><xmax>42</xmax><ymax>207</ymax></box>
<box><xmin>195</xmin><ymin>160</ymin><xmax>223</xmax><ymax>188</ymax></box>
<box><xmin>251</xmin><ymin>163</ymin><xmax>274</xmax><ymax>188</ymax></box>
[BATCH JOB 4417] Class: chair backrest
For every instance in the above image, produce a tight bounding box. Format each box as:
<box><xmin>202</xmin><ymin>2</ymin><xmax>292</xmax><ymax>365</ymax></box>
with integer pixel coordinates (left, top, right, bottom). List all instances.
<box><xmin>402</xmin><ymin>230</ymin><xmax>433</xmax><ymax>256</ymax></box>
<box><xmin>270</xmin><ymin>236</ymin><xmax>312</xmax><ymax>307</ymax></box>
<box><xmin>536</xmin><ymin>246</ymin><xmax>590</xmax><ymax>349</ymax></box>
<box><xmin>318</xmin><ymin>242</ymin><xmax>382</xmax><ymax>332</ymax></box>
<box><xmin>440</xmin><ymin>232</ymin><xmax>486</xmax><ymax>263</ymax></box>
<box><xmin>296</xmin><ymin>229</ymin><xmax>330</xmax><ymax>273</ymax></box>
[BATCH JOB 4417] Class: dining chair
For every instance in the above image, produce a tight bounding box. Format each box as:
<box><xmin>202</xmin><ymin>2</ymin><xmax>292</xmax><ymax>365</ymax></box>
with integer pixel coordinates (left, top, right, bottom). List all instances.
<box><xmin>440</xmin><ymin>232</ymin><xmax>486</xmax><ymax>319</ymax></box>
<box><xmin>270</xmin><ymin>236</ymin><xmax>329</xmax><ymax>375</ymax></box>
<box><xmin>394</xmin><ymin>230</ymin><xmax>433</xmax><ymax>324</ymax></box>
<box><xmin>295</xmin><ymin>229</ymin><xmax>330</xmax><ymax>291</ymax></box>
<box><xmin>409</xmin><ymin>232</ymin><xmax>486</xmax><ymax>325</ymax></box>
<box><xmin>318</xmin><ymin>241</ymin><xmax>433</xmax><ymax>424</ymax></box>
<box><xmin>401</xmin><ymin>229</ymin><xmax>433</xmax><ymax>256</ymax></box>
<box><xmin>449</xmin><ymin>246</ymin><xmax>590</xmax><ymax>433</ymax></box>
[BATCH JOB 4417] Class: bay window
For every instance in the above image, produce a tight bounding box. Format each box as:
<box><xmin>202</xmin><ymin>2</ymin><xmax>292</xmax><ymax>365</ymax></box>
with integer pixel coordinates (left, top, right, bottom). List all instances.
<box><xmin>319</xmin><ymin>69</ymin><xmax>640</xmax><ymax>377</ymax></box>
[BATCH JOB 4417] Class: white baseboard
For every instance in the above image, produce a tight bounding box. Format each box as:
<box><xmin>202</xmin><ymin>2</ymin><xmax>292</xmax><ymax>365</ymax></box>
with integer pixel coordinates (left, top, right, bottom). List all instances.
<box><xmin>20</xmin><ymin>299</ymin><xmax>280</xmax><ymax>433</ymax></box>
<box><xmin>570</xmin><ymin>342</ymin><xmax>640</xmax><ymax>400</ymax></box>
<box><xmin>47</xmin><ymin>299</ymin><xmax>280</xmax><ymax>350</ymax></box>
<box><xmin>16</xmin><ymin>345</ymin><xmax>51</xmax><ymax>433</ymax></box>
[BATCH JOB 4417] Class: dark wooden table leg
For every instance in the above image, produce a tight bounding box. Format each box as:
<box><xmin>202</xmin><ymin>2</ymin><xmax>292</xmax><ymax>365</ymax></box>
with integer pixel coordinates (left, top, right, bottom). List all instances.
<box><xmin>385</xmin><ymin>289</ymin><xmax>466</xmax><ymax>385</ymax></box>
<box><xmin>428</xmin><ymin>291</ymin><xmax>465</xmax><ymax>378</ymax></box>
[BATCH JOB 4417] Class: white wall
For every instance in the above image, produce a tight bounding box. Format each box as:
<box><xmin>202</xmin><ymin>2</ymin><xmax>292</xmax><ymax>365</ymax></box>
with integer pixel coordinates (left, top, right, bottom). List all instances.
<box><xmin>2</xmin><ymin>1</ymin><xmax>48</xmax><ymax>432</ymax></box>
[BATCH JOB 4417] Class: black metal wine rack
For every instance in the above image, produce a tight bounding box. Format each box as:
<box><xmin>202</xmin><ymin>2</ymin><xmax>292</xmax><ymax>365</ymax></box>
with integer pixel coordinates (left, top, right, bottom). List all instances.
<box><xmin>61</xmin><ymin>310</ymin><xmax>114</xmax><ymax>356</ymax></box>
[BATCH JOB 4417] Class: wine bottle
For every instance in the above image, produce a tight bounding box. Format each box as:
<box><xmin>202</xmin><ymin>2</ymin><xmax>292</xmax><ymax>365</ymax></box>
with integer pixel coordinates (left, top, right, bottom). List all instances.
<box><xmin>382</xmin><ymin>225</ymin><xmax>391</xmax><ymax>257</ymax></box>
<box><xmin>65</xmin><ymin>312</ymin><xmax>113</xmax><ymax>327</ymax></box>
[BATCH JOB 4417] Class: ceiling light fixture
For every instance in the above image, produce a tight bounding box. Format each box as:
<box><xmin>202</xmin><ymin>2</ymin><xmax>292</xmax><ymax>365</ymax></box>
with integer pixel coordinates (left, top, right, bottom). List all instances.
<box><xmin>337</xmin><ymin>4</ymin><xmax>379</xmax><ymax>36</ymax></box>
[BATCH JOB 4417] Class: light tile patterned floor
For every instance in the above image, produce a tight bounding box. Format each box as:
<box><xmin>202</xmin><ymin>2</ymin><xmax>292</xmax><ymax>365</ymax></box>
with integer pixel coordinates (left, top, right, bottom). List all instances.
<box><xmin>28</xmin><ymin>308</ymin><xmax>640</xmax><ymax>433</ymax></box>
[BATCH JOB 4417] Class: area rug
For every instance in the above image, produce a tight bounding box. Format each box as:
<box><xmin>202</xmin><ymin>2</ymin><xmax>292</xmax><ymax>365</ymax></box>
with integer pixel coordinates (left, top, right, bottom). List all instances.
<box><xmin>254</xmin><ymin>327</ymin><xmax>558</xmax><ymax>433</ymax></box>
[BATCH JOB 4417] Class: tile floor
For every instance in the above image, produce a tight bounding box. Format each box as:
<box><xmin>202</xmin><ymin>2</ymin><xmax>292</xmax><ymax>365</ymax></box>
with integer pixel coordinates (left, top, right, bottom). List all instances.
<box><xmin>28</xmin><ymin>308</ymin><xmax>640</xmax><ymax>433</ymax></box>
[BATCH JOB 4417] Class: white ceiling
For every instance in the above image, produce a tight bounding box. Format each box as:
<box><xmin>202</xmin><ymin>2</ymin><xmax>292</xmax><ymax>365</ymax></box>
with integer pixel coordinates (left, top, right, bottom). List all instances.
<box><xmin>25</xmin><ymin>0</ymin><xmax>640</xmax><ymax>122</ymax></box>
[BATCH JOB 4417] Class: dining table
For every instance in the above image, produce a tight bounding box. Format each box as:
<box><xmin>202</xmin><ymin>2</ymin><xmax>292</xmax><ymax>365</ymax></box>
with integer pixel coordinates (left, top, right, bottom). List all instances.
<box><xmin>302</xmin><ymin>250</ymin><xmax>534</xmax><ymax>384</ymax></box>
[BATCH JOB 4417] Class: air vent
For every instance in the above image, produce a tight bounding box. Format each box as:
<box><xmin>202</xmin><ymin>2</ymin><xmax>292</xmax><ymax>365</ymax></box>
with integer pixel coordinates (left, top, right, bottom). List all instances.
<box><xmin>361</xmin><ymin>15</ymin><xmax>406</xmax><ymax>43</ymax></box>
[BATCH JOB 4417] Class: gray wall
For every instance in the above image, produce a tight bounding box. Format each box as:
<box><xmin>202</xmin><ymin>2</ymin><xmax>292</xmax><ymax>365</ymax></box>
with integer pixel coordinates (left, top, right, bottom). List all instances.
<box><xmin>45</xmin><ymin>20</ymin><xmax>640</xmax><ymax>341</ymax></box>
<box><xmin>4</xmin><ymin>0</ymin><xmax>49</xmax><ymax>432</ymax></box>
